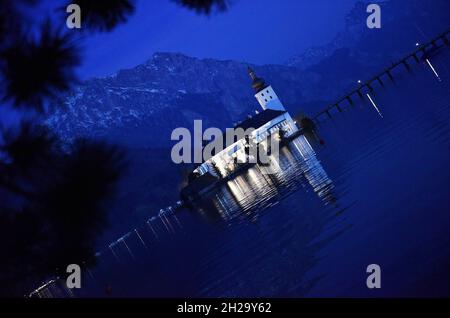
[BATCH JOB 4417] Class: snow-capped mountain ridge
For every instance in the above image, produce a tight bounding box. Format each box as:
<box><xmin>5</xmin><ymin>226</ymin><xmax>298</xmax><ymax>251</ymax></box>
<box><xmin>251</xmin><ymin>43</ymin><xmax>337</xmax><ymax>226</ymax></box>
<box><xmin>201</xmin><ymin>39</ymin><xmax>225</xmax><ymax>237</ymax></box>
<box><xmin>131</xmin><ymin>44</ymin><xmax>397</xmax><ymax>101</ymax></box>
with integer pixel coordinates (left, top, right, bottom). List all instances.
<box><xmin>46</xmin><ymin>52</ymin><xmax>317</xmax><ymax>146</ymax></box>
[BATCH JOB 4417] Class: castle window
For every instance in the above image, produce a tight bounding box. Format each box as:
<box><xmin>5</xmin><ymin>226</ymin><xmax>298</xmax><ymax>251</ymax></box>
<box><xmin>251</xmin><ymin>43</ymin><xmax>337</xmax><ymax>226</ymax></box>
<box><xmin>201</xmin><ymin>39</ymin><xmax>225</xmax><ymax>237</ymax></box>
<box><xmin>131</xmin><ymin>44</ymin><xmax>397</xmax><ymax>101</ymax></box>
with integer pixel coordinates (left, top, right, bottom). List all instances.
<box><xmin>261</xmin><ymin>93</ymin><xmax>264</xmax><ymax>96</ymax></box>
<box><xmin>265</xmin><ymin>99</ymin><xmax>268</xmax><ymax>102</ymax></box>
<box><xmin>270</xmin><ymin>96</ymin><xmax>273</xmax><ymax>99</ymax></box>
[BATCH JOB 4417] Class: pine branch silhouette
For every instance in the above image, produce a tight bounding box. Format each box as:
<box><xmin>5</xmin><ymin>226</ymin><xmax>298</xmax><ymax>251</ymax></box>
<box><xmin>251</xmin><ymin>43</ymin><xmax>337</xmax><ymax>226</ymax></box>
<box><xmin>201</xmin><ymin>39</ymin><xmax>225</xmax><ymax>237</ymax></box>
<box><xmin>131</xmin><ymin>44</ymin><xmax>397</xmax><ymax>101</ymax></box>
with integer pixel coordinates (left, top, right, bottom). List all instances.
<box><xmin>0</xmin><ymin>123</ymin><xmax>127</xmax><ymax>296</ymax></box>
<box><xmin>1</xmin><ymin>21</ymin><xmax>80</xmax><ymax>111</ymax></box>
<box><xmin>0</xmin><ymin>0</ymin><xmax>227</xmax><ymax>296</ymax></box>
<box><xmin>68</xmin><ymin>0</ymin><xmax>136</xmax><ymax>31</ymax></box>
<box><xmin>174</xmin><ymin>0</ymin><xmax>228</xmax><ymax>14</ymax></box>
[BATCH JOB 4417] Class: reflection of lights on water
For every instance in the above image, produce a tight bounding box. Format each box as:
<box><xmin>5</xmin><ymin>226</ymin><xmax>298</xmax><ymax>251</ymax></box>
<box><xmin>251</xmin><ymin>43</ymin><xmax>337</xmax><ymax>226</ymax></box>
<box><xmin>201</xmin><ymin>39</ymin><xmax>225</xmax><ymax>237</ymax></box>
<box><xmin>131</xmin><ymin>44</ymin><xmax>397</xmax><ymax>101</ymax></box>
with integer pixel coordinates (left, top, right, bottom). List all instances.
<box><xmin>227</xmin><ymin>179</ymin><xmax>246</xmax><ymax>204</ymax></box>
<box><xmin>291</xmin><ymin>139</ymin><xmax>305</xmax><ymax>158</ymax></box>
<box><xmin>163</xmin><ymin>213</ymin><xmax>176</xmax><ymax>233</ymax></box>
<box><xmin>119</xmin><ymin>238</ymin><xmax>135</xmax><ymax>260</ymax></box>
<box><xmin>159</xmin><ymin>215</ymin><xmax>172</xmax><ymax>233</ymax></box>
<box><xmin>109</xmin><ymin>244</ymin><xmax>120</xmax><ymax>262</ymax></box>
<box><xmin>87</xmin><ymin>267</ymin><xmax>95</xmax><ymax>280</ymax></box>
<box><xmin>214</xmin><ymin>193</ymin><xmax>230</xmax><ymax>218</ymax></box>
<box><xmin>146</xmin><ymin>220</ymin><xmax>159</xmax><ymax>240</ymax></box>
<box><xmin>366</xmin><ymin>93</ymin><xmax>384</xmax><ymax>118</ymax></box>
<box><xmin>172</xmin><ymin>214</ymin><xmax>183</xmax><ymax>229</ymax></box>
<box><xmin>134</xmin><ymin>229</ymin><xmax>148</xmax><ymax>250</ymax></box>
<box><xmin>205</xmin><ymin>137</ymin><xmax>338</xmax><ymax>222</ymax></box>
<box><xmin>302</xmin><ymin>135</ymin><xmax>314</xmax><ymax>152</ymax></box>
<box><xmin>290</xmin><ymin>136</ymin><xmax>315</xmax><ymax>160</ymax></box>
<box><xmin>425</xmin><ymin>58</ymin><xmax>442</xmax><ymax>81</ymax></box>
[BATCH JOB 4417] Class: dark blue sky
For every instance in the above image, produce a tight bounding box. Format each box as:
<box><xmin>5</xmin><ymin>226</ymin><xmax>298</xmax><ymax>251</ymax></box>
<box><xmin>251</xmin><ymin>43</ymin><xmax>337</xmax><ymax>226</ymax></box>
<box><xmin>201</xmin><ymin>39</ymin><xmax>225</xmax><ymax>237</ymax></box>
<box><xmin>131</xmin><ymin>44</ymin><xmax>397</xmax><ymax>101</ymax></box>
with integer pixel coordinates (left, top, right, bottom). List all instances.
<box><xmin>64</xmin><ymin>0</ymin><xmax>360</xmax><ymax>79</ymax></box>
<box><xmin>0</xmin><ymin>0</ymin><xmax>361</xmax><ymax>125</ymax></box>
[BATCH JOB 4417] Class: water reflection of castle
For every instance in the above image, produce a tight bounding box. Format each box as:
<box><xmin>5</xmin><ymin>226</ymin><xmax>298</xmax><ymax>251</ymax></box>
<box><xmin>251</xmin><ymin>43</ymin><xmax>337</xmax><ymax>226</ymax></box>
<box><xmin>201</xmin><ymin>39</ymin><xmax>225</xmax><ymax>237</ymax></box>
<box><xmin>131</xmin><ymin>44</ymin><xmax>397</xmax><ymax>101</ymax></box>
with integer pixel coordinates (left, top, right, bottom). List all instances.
<box><xmin>196</xmin><ymin>136</ymin><xmax>336</xmax><ymax>222</ymax></box>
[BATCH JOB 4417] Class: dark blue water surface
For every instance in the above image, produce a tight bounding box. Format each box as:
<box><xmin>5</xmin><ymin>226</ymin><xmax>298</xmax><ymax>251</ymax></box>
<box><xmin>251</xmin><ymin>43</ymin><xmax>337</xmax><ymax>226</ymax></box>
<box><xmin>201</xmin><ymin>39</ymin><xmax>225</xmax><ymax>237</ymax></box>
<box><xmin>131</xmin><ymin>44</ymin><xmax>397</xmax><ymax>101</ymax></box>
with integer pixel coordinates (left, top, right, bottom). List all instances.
<box><xmin>81</xmin><ymin>48</ymin><xmax>450</xmax><ymax>297</ymax></box>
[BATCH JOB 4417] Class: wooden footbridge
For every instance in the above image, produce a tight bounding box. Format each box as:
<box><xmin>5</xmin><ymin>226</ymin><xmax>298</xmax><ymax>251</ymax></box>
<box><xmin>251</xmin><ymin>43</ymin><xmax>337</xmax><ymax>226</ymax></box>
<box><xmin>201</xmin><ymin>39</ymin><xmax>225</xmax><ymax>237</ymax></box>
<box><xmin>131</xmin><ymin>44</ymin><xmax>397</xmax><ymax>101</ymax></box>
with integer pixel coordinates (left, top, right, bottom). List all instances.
<box><xmin>314</xmin><ymin>29</ymin><xmax>450</xmax><ymax>122</ymax></box>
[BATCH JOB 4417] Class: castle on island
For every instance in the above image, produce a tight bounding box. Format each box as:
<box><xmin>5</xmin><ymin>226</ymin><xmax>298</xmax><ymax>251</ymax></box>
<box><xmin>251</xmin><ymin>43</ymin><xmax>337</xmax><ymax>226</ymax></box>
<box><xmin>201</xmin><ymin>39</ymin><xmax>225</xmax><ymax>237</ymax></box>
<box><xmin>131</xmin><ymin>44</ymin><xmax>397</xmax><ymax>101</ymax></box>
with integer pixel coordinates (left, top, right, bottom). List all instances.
<box><xmin>190</xmin><ymin>67</ymin><xmax>299</xmax><ymax>181</ymax></box>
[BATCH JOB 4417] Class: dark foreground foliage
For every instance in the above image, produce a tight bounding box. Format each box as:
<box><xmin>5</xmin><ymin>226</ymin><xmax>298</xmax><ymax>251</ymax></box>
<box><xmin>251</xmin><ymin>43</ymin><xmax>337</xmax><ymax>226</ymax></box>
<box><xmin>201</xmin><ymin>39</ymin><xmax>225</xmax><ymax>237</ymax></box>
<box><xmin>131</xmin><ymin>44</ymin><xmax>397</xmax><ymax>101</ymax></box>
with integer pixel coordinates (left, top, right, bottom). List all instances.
<box><xmin>0</xmin><ymin>0</ymin><xmax>226</xmax><ymax>296</ymax></box>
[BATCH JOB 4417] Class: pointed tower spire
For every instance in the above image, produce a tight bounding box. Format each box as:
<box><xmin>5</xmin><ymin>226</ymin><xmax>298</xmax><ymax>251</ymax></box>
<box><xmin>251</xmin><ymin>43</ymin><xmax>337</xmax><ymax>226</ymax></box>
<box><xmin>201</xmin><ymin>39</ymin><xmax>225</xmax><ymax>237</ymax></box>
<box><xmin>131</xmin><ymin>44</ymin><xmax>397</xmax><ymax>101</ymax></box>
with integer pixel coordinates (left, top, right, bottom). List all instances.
<box><xmin>247</xmin><ymin>67</ymin><xmax>285</xmax><ymax>112</ymax></box>
<box><xmin>247</xmin><ymin>66</ymin><xmax>267</xmax><ymax>93</ymax></box>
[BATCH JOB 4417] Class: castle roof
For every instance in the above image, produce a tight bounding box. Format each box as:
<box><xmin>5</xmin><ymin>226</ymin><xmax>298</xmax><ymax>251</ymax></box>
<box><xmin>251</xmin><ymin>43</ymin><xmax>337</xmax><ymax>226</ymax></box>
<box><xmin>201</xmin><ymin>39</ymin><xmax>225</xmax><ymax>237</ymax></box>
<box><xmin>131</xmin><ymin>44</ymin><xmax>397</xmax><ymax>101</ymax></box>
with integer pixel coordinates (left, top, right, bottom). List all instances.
<box><xmin>235</xmin><ymin>109</ymin><xmax>285</xmax><ymax>131</ymax></box>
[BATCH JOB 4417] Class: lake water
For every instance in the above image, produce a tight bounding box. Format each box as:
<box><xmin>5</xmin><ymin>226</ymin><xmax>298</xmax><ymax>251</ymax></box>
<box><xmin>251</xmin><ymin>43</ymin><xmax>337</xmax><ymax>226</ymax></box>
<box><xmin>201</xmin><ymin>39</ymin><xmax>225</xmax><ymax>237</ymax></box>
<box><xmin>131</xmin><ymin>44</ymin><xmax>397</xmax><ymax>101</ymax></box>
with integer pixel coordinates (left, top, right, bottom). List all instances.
<box><xmin>78</xmin><ymin>47</ymin><xmax>450</xmax><ymax>297</ymax></box>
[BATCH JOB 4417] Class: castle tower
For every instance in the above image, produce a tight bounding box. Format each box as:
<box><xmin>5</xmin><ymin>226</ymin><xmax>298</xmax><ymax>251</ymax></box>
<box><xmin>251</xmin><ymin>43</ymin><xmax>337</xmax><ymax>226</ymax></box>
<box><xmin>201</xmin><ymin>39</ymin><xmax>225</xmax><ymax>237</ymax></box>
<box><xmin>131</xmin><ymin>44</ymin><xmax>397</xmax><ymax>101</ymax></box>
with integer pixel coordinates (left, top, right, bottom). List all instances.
<box><xmin>248</xmin><ymin>67</ymin><xmax>285</xmax><ymax>112</ymax></box>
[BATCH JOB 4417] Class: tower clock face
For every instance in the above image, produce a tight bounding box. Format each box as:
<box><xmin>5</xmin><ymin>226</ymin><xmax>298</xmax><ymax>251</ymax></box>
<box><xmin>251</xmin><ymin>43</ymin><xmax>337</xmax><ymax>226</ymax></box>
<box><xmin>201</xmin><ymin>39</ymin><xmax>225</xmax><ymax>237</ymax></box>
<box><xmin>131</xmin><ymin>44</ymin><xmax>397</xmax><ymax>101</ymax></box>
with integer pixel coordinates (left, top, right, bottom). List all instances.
<box><xmin>2</xmin><ymin>0</ymin><xmax>450</xmax><ymax>305</ymax></box>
